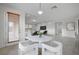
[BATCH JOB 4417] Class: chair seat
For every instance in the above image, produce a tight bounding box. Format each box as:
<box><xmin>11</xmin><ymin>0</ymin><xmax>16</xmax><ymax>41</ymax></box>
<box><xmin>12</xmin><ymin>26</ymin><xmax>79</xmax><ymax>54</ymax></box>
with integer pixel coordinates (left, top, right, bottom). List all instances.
<box><xmin>42</xmin><ymin>41</ymin><xmax>63</xmax><ymax>55</ymax></box>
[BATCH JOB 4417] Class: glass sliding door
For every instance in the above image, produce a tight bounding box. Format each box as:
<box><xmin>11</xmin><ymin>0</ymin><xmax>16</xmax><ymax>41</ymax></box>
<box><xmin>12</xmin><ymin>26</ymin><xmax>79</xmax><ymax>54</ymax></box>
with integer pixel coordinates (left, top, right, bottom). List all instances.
<box><xmin>8</xmin><ymin>12</ymin><xmax>20</xmax><ymax>42</ymax></box>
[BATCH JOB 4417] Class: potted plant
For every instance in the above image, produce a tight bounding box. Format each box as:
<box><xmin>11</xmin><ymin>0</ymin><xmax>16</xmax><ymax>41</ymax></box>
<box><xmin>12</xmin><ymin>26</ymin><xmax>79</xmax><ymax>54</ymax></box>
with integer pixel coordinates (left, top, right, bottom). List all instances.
<box><xmin>37</xmin><ymin>31</ymin><xmax>43</xmax><ymax>37</ymax></box>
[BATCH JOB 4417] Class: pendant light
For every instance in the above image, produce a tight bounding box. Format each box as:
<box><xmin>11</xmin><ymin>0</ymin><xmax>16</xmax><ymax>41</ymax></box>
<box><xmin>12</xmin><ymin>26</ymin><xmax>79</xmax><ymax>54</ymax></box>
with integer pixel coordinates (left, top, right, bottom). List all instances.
<box><xmin>38</xmin><ymin>3</ymin><xmax>43</xmax><ymax>15</ymax></box>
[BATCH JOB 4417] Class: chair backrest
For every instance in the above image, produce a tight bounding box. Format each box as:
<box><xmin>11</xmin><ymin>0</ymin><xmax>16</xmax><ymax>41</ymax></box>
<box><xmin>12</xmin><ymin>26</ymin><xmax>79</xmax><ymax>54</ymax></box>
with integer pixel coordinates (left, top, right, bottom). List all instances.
<box><xmin>32</xmin><ymin>31</ymin><xmax>38</xmax><ymax>35</ymax></box>
<box><xmin>43</xmin><ymin>31</ymin><xmax>47</xmax><ymax>35</ymax></box>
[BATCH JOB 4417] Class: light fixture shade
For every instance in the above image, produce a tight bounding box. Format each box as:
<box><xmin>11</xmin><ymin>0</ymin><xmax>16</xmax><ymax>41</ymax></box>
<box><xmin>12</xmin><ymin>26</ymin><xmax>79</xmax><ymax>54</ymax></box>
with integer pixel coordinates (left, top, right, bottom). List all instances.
<box><xmin>38</xmin><ymin>10</ymin><xmax>43</xmax><ymax>15</ymax></box>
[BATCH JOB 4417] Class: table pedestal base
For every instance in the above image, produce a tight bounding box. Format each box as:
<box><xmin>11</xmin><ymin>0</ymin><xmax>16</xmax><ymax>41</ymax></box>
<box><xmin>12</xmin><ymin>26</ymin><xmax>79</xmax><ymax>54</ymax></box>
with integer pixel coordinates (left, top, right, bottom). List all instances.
<box><xmin>38</xmin><ymin>48</ymin><xmax>42</xmax><ymax>55</ymax></box>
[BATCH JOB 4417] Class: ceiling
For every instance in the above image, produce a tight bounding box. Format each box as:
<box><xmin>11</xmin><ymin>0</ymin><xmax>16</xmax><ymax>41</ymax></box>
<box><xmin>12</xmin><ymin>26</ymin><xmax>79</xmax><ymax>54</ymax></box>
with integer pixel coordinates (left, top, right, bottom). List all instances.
<box><xmin>0</xmin><ymin>3</ymin><xmax>79</xmax><ymax>24</ymax></box>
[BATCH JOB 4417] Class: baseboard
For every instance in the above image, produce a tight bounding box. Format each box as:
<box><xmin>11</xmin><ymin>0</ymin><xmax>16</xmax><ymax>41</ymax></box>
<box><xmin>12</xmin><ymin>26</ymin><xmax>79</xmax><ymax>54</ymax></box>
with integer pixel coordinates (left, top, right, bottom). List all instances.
<box><xmin>8</xmin><ymin>40</ymin><xmax>19</xmax><ymax>43</ymax></box>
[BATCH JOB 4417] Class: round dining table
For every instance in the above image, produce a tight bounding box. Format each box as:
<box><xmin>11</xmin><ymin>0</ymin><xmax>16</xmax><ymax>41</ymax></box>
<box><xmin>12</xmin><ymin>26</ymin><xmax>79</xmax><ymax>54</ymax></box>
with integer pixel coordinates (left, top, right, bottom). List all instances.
<box><xmin>26</xmin><ymin>35</ymin><xmax>52</xmax><ymax>55</ymax></box>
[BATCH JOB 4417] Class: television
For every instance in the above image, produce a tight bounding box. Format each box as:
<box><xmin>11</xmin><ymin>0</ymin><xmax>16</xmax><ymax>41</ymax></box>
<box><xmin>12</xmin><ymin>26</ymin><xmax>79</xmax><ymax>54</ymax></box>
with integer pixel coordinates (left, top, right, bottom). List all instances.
<box><xmin>40</xmin><ymin>26</ymin><xmax>46</xmax><ymax>30</ymax></box>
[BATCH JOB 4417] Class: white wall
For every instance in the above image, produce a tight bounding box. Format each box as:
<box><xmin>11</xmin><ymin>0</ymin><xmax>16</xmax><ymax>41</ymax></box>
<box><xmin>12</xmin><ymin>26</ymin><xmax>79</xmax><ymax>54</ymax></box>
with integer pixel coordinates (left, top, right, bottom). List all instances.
<box><xmin>0</xmin><ymin>8</ymin><xmax>6</xmax><ymax>48</ymax></box>
<box><xmin>36</xmin><ymin>22</ymin><xmax>55</xmax><ymax>35</ymax></box>
<box><xmin>36</xmin><ymin>19</ymin><xmax>78</xmax><ymax>38</ymax></box>
<box><xmin>0</xmin><ymin>6</ymin><xmax>25</xmax><ymax>48</ymax></box>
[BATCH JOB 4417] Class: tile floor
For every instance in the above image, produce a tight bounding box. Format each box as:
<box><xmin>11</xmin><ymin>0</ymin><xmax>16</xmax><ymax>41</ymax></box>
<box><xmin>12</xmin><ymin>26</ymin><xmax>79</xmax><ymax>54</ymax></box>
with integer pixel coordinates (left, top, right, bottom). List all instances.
<box><xmin>0</xmin><ymin>37</ymin><xmax>79</xmax><ymax>55</ymax></box>
<box><xmin>0</xmin><ymin>44</ymin><xmax>58</xmax><ymax>55</ymax></box>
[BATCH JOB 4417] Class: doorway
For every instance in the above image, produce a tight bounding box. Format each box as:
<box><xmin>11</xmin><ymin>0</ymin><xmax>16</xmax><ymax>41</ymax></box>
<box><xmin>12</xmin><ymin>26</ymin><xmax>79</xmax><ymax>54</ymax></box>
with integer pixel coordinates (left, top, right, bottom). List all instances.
<box><xmin>55</xmin><ymin>22</ymin><xmax>62</xmax><ymax>36</ymax></box>
<box><xmin>7</xmin><ymin>12</ymin><xmax>20</xmax><ymax>43</ymax></box>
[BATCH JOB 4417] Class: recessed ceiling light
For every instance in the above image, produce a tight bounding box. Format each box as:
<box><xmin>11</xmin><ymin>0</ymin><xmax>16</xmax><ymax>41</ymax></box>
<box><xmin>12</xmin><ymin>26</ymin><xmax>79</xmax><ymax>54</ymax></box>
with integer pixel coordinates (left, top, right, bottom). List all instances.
<box><xmin>33</xmin><ymin>19</ymin><xmax>36</xmax><ymax>22</ymax></box>
<box><xmin>38</xmin><ymin>10</ymin><xmax>43</xmax><ymax>15</ymax></box>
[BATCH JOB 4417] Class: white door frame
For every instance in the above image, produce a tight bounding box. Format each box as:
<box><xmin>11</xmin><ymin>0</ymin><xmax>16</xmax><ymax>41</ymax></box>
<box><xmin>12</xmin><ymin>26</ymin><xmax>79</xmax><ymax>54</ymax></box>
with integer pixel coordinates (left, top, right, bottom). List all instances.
<box><xmin>7</xmin><ymin>12</ymin><xmax>20</xmax><ymax>43</ymax></box>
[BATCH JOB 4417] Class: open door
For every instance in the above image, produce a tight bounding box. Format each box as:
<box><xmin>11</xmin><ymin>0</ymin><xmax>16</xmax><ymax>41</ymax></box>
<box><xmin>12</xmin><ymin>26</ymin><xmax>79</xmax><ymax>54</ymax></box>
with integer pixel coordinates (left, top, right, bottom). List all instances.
<box><xmin>8</xmin><ymin>12</ymin><xmax>20</xmax><ymax>42</ymax></box>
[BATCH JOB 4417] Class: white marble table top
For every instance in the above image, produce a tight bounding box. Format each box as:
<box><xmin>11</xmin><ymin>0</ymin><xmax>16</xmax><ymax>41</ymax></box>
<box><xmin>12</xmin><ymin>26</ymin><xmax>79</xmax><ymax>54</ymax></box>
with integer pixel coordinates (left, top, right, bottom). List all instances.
<box><xmin>25</xmin><ymin>35</ymin><xmax>52</xmax><ymax>42</ymax></box>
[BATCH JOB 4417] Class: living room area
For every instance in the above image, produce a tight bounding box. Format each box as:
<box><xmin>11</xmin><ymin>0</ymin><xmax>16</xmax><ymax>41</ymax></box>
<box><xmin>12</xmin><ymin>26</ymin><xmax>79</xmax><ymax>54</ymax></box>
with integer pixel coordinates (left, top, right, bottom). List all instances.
<box><xmin>0</xmin><ymin>3</ymin><xmax>79</xmax><ymax>55</ymax></box>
